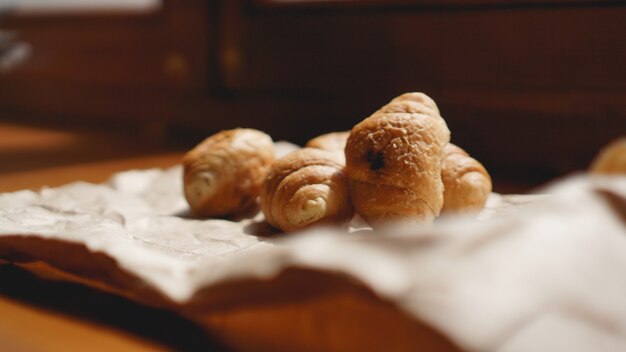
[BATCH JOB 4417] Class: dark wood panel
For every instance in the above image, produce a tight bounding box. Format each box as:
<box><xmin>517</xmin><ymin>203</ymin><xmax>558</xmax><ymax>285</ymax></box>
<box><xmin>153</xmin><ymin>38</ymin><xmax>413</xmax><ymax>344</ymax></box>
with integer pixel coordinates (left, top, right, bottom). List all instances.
<box><xmin>0</xmin><ymin>83</ymin><xmax>178</xmax><ymax>123</ymax></box>
<box><xmin>440</xmin><ymin>91</ymin><xmax>626</xmax><ymax>173</ymax></box>
<box><xmin>228</xmin><ymin>6</ymin><xmax>626</xmax><ymax>95</ymax></box>
<box><xmin>208</xmin><ymin>1</ymin><xmax>626</xmax><ymax>183</ymax></box>
<box><xmin>252</xmin><ymin>0</ymin><xmax>626</xmax><ymax>10</ymax></box>
<box><xmin>0</xmin><ymin>0</ymin><xmax>624</xmax><ymax>188</ymax></box>
<box><xmin>4</xmin><ymin>16</ymin><xmax>163</xmax><ymax>52</ymax></box>
<box><xmin>4</xmin><ymin>51</ymin><xmax>176</xmax><ymax>88</ymax></box>
<box><xmin>0</xmin><ymin>0</ymin><xmax>212</xmax><ymax>91</ymax></box>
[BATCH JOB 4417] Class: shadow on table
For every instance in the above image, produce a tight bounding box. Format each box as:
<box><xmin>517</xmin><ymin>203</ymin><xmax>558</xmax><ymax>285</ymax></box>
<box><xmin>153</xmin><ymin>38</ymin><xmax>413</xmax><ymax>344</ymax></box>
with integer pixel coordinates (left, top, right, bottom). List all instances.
<box><xmin>0</xmin><ymin>263</ymin><xmax>230</xmax><ymax>351</ymax></box>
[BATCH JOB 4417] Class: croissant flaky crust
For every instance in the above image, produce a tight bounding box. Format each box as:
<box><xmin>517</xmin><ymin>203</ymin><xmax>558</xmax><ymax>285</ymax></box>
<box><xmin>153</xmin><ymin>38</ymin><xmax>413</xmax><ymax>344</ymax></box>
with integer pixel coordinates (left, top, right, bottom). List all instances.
<box><xmin>441</xmin><ymin>143</ymin><xmax>492</xmax><ymax>214</ymax></box>
<box><xmin>261</xmin><ymin>148</ymin><xmax>353</xmax><ymax>232</ymax></box>
<box><xmin>183</xmin><ymin>128</ymin><xmax>275</xmax><ymax>217</ymax></box>
<box><xmin>345</xmin><ymin>92</ymin><xmax>450</xmax><ymax>225</ymax></box>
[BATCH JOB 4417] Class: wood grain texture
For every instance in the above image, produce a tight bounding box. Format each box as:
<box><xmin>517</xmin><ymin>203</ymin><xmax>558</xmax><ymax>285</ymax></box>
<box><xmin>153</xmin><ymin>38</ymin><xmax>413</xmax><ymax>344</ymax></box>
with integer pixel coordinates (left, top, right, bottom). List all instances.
<box><xmin>0</xmin><ymin>294</ymin><xmax>168</xmax><ymax>352</ymax></box>
<box><xmin>0</xmin><ymin>263</ymin><xmax>226</xmax><ymax>351</ymax></box>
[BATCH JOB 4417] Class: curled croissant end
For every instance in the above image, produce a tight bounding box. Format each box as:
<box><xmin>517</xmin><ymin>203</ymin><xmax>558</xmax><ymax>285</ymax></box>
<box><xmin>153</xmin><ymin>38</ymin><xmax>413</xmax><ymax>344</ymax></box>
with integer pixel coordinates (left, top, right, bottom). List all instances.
<box><xmin>345</xmin><ymin>92</ymin><xmax>450</xmax><ymax>225</ymax></box>
<box><xmin>183</xmin><ymin>128</ymin><xmax>275</xmax><ymax>217</ymax></box>
<box><xmin>306</xmin><ymin>131</ymin><xmax>350</xmax><ymax>152</ymax></box>
<box><xmin>261</xmin><ymin>148</ymin><xmax>354</xmax><ymax>232</ymax></box>
<box><xmin>441</xmin><ymin>143</ymin><xmax>492</xmax><ymax>214</ymax></box>
<box><xmin>590</xmin><ymin>138</ymin><xmax>626</xmax><ymax>175</ymax></box>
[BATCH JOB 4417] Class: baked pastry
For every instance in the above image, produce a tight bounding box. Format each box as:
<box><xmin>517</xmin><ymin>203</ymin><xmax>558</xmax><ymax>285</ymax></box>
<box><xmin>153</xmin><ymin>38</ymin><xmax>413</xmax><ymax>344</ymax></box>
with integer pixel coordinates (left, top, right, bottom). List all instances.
<box><xmin>345</xmin><ymin>92</ymin><xmax>450</xmax><ymax>225</ymax></box>
<box><xmin>306</xmin><ymin>131</ymin><xmax>350</xmax><ymax>152</ymax></box>
<box><xmin>441</xmin><ymin>143</ymin><xmax>492</xmax><ymax>214</ymax></box>
<box><xmin>261</xmin><ymin>148</ymin><xmax>353</xmax><ymax>232</ymax></box>
<box><xmin>183</xmin><ymin>128</ymin><xmax>275</xmax><ymax>217</ymax></box>
<box><xmin>590</xmin><ymin>138</ymin><xmax>626</xmax><ymax>175</ymax></box>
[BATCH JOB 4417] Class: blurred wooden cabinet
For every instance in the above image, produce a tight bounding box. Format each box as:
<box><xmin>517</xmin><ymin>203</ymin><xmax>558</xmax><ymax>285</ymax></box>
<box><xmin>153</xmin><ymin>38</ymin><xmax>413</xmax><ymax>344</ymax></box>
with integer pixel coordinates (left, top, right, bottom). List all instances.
<box><xmin>1</xmin><ymin>0</ymin><xmax>625</xmax><ymax>183</ymax></box>
<box><xmin>0</xmin><ymin>0</ymin><xmax>213</xmax><ymax>122</ymax></box>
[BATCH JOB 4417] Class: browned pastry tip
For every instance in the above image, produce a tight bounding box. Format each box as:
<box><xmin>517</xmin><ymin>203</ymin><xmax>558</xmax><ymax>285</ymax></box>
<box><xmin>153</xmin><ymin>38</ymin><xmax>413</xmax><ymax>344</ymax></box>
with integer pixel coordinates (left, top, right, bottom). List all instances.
<box><xmin>379</xmin><ymin>92</ymin><xmax>441</xmax><ymax>116</ymax></box>
<box><xmin>441</xmin><ymin>143</ymin><xmax>492</xmax><ymax>214</ymax></box>
<box><xmin>183</xmin><ymin>128</ymin><xmax>275</xmax><ymax>217</ymax></box>
<box><xmin>261</xmin><ymin>148</ymin><xmax>353</xmax><ymax>233</ymax></box>
<box><xmin>345</xmin><ymin>92</ymin><xmax>450</xmax><ymax>225</ymax></box>
<box><xmin>590</xmin><ymin>138</ymin><xmax>626</xmax><ymax>175</ymax></box>
<box><xmin>305</xmin><ymin>131</ymin><xmax>350</xmax><ymax>153</ymax></box>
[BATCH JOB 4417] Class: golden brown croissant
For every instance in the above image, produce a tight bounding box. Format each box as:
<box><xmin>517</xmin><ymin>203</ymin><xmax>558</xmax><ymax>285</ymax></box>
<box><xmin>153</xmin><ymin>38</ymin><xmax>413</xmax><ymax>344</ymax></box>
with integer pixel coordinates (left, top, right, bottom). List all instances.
<box><xmin>305</xmin><ymin>131</ymin><xmax>350</xmax><ymax>152</ymax></box>
<box><xmin>590</xmin><ymin>138</ymin><xmax>626</xmax><ymax>175</ymax></box>
<box><xmin>183</xmin><ymin>128</ymin><xmax>275</xmax><ymax>217</ymax></box>
<box><xmin>345</xmin><ymin>92</ymin><xmax>450</xmax><ymax>225</ymax></box>
<box><xmin>260</xmin><ymin>148</ymin><xmax>353</xmax><ymax>232</ymax></box>
<box><xmin>441</xmin><ymin>143</ymin><xmax>492</xmax><ymax>214</ymax></box>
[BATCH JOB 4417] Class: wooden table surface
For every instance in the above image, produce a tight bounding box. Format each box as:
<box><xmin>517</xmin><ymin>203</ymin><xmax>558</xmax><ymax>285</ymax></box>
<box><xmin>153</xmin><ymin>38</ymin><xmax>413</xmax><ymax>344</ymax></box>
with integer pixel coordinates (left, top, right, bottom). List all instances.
<box><xmin>0</xmin><ymin>122</ymin><xmax>198</xmax><ymax>351</ymax></box>
<box><xmin>0</xmin><ymin>122</ymin><xmax>460</xmax><ymax>351</ymax></box>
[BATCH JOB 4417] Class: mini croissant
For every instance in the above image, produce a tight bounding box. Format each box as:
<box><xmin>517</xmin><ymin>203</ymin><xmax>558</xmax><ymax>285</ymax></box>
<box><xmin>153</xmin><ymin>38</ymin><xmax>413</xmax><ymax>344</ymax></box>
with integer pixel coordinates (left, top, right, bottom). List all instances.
<box><xmin>441</xmin><ymin>143</ymin><xmax>492</xmax><ymax>214</ymax></box>
<box><xmin>306</xmin><ymin>131</ymin><xmax>350</xmax><ymax>152</ymax></box>
<box><xmin>261</xmin><ymin>148</ymin><xmax>353</xmax><ymax>232</ymax></box>
<box><xmin>590</xmin><ymin>138</ymin><xmax>626</xmax><ymax>175</ymax></box>
<box><xmin>345</xmin><ymin>92</ymin><xmax>450</xmax><ymax>225</ymax></box>
<box><xmin>183</xmin><ymin>128</ymin><xmax>275</xmax><ymax>217</ymax></box>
